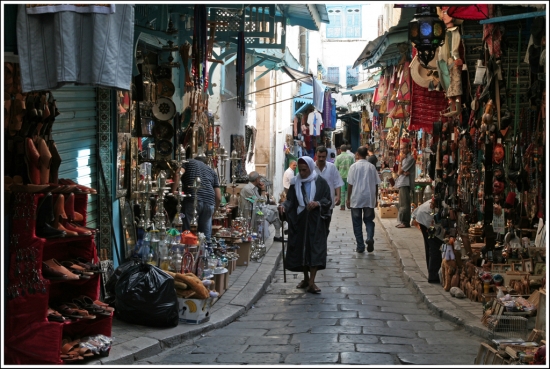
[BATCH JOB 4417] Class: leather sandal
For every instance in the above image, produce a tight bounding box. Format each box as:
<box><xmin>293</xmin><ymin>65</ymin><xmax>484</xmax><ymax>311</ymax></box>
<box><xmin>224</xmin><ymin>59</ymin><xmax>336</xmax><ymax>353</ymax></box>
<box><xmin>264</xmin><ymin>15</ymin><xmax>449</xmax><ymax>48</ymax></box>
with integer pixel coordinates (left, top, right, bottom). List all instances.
<box><xmin>43</xmin><ymin>259</ymin><xmax>80</xmax><ymax>280</ymax></box>
<box><xmin>90</xmin><ymin>298</ymin><xmax>115</xmax><ymax>312</ymax></box>
<box><xmin>61</xmin><ymin>261</ymin><xmax>93</xmax><ymax>276</ymax></box>
<box><xmin>47</xmin><ymin>307</ymin><xmax>66</xmax><ymax>322</ymax></box>
<box><xmin>61</xmin><ymin>339</ymin><xmax>94</xmax><ymax>358</ymax></box>
<box><xmin>73</xmin><ymin>296</ymin><xmax>112</xmax><ymax>317</ymax></box>
<box><xmin>74</xmin><ymin>257</ymin><xmax>103</xmax><ymax>272</ymax></box>
<box><xmin>58</xmin><ymin>303</ymin><xmax>96</xmax><ymax>319</ymax></box>
<box><xmin>63</xmin><ymin>221</ymin><xmax>93</xmax><ymax>236</ymax></box>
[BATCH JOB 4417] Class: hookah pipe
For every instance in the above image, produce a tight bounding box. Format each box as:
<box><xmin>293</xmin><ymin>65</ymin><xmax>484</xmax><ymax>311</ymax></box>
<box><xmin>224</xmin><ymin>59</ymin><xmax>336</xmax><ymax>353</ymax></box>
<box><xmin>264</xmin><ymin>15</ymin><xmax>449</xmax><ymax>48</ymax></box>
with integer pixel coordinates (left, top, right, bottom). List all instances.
<box><xmin>189</xmin><ymin>176</ymin><xmax>202</xmax><ymax>235</ymax></box>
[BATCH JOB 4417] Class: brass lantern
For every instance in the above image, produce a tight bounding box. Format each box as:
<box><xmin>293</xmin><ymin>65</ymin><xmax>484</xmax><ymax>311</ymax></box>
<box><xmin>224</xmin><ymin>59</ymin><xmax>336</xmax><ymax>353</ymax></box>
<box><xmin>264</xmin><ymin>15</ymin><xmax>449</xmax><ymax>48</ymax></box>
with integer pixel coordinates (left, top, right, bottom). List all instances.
<box><xmin>408</xmin><ymin>6</ymin><xmax>446</xmax><ymax>67</ymax></box>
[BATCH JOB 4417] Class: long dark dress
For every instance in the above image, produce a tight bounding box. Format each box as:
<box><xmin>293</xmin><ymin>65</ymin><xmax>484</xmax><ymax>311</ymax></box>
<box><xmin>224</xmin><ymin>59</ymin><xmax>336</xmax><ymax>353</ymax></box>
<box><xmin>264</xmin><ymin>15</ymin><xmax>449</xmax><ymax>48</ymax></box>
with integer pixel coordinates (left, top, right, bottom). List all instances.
<box><xmin>282</xmin><ymin>176</ymin><xmax>332</xmax><ymax>272</ymax></box>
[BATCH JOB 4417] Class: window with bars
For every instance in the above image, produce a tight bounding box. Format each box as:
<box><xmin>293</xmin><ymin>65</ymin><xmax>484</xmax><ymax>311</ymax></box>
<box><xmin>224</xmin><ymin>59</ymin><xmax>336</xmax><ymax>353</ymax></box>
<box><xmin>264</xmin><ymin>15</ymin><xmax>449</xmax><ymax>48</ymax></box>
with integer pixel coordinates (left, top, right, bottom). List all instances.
<box><xmin>326</xmin><ymin>5</ymin><xmax>362</xmax><ymax>39</ymax></box>
<box><xmin>326</xmin><ymin>67</ymin><xmax>340</xmax><ymax>84</ymax></box>
<box><xmin>346</xmin><ymin>66</ymin><xmax>359</xmax><ymax>88</ymax></box>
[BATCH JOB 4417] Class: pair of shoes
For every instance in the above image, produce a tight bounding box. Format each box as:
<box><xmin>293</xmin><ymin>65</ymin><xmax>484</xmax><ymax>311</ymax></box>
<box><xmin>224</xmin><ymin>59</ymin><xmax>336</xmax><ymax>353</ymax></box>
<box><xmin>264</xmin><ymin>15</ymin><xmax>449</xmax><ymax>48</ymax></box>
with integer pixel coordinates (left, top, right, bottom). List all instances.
<box><xmin>273</xmin><ymin>236</ymin><xmax>286</xmax><ymax>242</ymax></box>
<box><xmin>42</xmin><ymin>259</ymin><xmax>80</xmax><ymax>280</ymax></box>
<box><xmin>355</xmin><ymin>248</ymin><xmax>365</xmax><ymax>253</ymax></box>
<box><xmin>306</xmin><ymin>285</ymin><xmax>321</xmax><ymax>294</ymax></box>
<box><xmin>296</xmin><ymin>280</ymin><xmax>309</xmax><ymax>289</ymax></box>
<box><xmin>367</xmin><ymin>239</ymin><xmax>374</xmax><ymax>253</ymax></box>
<box><xmin>47</xmin><ymin>307</ymin><xmax>66</xmax><ymax>322</ymax></box>
<box><xmin>395</xmin><ymin>223</ymin><xmax>410</xmax><ymax>228</ymax></box>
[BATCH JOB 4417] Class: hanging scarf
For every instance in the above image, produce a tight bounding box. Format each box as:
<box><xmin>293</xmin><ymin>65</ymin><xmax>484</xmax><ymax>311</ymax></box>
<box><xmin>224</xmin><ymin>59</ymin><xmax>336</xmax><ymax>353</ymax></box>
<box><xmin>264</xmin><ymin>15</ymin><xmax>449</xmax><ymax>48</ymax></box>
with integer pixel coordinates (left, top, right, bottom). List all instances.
<box><xmin>292</xmin><ymin>156</ymin><xmax>318</xmax><ymax>214</ymax></box>
<box><xmin>236</xmin><ymin>31</ymin><xmax>246</xmax><ymax>115</ymax></box>
<box><xmin>192</xmin><ymin>5</ymin><xmax>207</xmax><ymax>91</ymax></box>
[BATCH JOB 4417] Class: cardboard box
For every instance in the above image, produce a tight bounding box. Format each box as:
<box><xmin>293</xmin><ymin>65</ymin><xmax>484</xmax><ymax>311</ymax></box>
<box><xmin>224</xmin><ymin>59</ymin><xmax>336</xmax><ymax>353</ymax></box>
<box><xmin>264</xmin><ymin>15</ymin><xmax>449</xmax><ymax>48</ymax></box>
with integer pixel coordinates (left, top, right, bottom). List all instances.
<box><xmin>236</xmin><ymin>242</ymin><xmax>252</xmax><ymax>266</ymax></box>
<box><xmin>178</xmin><ymin>297</ymin><xmax>213</xmax><ymax>324</ymax></box>
<box><xmin>378</xmin><ymin>205</ymin><xmax>398</xmax><ymax>218</ymax></box>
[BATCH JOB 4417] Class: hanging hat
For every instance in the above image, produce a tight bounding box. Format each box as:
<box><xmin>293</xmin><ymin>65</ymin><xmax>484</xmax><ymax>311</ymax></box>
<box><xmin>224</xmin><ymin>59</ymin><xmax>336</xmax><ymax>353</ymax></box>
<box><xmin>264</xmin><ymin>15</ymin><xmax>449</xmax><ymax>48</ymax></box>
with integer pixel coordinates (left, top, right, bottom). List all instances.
<box><xmin>504</xmin><ymin>191</ymin><xmax>516</xmax><ymax>208</ymax></box>
<box><xmin>410</xmin><ymin>54</ymin><xmax>440</xmax><ymax>89</ymax></box>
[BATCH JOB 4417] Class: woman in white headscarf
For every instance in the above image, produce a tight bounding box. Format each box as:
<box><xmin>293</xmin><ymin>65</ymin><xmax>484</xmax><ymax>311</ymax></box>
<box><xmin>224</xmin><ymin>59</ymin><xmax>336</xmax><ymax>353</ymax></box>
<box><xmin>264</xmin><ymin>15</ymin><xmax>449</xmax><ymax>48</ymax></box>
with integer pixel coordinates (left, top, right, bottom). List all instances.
<box><xmin>279</xmin><ymin>156</ymin><xmax>332</xmax><ymax>294</ymax></box>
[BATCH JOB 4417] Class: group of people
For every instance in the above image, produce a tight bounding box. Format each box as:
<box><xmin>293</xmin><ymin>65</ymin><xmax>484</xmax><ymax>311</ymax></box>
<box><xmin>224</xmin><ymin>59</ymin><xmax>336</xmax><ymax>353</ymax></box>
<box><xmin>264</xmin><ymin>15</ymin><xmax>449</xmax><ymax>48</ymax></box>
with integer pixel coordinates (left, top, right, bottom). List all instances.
<box><xmin>279</xmin><ymin>140</ymin><xmax>418</xmax><ymax>293</ymax></box>
<box><xmin>175</xmin><ymin>138</ymin><xmax>418</xmax><ymax>294</ymax></box>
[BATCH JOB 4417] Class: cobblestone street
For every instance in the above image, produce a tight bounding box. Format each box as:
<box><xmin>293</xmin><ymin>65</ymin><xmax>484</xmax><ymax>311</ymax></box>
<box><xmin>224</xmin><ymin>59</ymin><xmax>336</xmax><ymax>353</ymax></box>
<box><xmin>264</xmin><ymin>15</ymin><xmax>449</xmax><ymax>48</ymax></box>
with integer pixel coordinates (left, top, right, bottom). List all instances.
<box><xmin>136</xmin><ymin>208</ymin><xmax>485</xmax><ymax>365</ymax></box>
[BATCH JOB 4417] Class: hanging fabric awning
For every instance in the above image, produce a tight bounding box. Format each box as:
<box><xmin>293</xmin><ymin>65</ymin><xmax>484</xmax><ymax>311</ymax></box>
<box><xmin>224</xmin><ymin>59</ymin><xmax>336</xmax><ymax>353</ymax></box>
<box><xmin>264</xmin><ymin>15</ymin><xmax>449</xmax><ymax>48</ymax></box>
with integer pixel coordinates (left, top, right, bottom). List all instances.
<box><xmin>341</xmin><ymin>79</ymin><xmax>378</xmax><ymax>96</ymax></box>
<box><xmin>281</xmin><ymin>65</ymin><xmax>326</xmax><ymax>112</ymax></box>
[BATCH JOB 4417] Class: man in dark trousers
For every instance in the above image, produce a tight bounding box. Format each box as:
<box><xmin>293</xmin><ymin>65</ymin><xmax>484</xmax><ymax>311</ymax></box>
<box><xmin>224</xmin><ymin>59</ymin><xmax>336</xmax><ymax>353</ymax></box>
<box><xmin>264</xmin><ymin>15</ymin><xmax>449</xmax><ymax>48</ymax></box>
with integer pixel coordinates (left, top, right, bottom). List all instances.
<box><xmin>179</xmin><ymin>156</ymin><xmax>221</xmax><ymax>246</ymax></box>
<box><xmin>395</xmin><ymin>138</ymin><xmax>415</xmax><ymax>228</ymax></box>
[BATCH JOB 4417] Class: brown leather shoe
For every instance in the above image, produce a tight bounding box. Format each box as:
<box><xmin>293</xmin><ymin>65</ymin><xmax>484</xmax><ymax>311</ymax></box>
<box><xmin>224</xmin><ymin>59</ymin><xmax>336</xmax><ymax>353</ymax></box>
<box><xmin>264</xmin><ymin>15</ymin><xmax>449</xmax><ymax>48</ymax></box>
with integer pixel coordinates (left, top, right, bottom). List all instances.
<box><xmin>64</xmin><ymin>192</ymin><xmax>84</xmax><ymax>222</ymax></box>
<box><xmin>24</xmin><ymin>137</ymin><xmax>41</xmax><ymax>184</ymax></box>
<box><xmin>36</xmin><ymin>137</ymin><xmax>52</xmax><ymax>185</ymax></box>
<box><xmin>62</xmin><ymin>220</ymin><xmax>92</xmax><ymax>236</ymax></box>
<box><xmin>43</xmin><ymin>259</ymin><xmax>80</xmax><ymax>280</ymax></box>
<box><xmin>54</xmin><ymin>194</ymin><xmax>68</xmax><ymax>221</ymax></box>
<box><xmin>49</xmin><ymin>140</ymin><xmax>61</xmax><ymax>184</ymax></box>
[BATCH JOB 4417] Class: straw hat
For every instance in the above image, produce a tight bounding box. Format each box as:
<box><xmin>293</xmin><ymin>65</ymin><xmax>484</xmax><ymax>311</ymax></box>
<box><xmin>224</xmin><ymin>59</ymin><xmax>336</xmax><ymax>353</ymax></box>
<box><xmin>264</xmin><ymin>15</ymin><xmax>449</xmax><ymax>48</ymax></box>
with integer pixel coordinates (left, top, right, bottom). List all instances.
<box><xmin>410</xmin><ymin>54</ymin><xmax>440</xmax><ymax>89</ymax></box>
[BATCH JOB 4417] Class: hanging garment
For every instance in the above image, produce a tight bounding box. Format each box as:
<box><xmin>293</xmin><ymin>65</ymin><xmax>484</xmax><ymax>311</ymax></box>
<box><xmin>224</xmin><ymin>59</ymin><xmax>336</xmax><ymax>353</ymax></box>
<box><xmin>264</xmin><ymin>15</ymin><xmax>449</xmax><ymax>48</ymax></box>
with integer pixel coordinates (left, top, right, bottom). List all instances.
<box><xmin>16</xmin><ymin>4</ymin><xmax>134</xmax><ymax>92</ymax></box>
<box><xmin>293</xmin><ymin>115</ymin><xmax>299</xmax><ymax>137</ymax></box>
<box><xmin>307</xmin><ymin>111</ymin><xmax>323</xmax><ymax>137</ymax></box>
<box><xmin>330</xmin><ymin>98</ymin><xmax>337</xmax><ymax>130</ymax></box>
<box><xmin>25</xmin><ymin>4</ymin><xmax>116</xmax><ymax>14</ymax></box>
<box><xmin>322</xmin><ymin>91</ymin><xmax>332</xmax><ymax>130</ymax></box>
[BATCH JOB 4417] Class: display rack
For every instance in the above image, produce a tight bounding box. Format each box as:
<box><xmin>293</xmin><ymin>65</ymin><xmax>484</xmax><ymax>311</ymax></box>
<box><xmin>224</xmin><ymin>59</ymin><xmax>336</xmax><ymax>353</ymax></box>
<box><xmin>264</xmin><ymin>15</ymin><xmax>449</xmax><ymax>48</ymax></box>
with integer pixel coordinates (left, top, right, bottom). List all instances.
<box><xmin>4</xmin><ymin>192</ymin><xmax>112</xmax><ymax>365</ymax></box>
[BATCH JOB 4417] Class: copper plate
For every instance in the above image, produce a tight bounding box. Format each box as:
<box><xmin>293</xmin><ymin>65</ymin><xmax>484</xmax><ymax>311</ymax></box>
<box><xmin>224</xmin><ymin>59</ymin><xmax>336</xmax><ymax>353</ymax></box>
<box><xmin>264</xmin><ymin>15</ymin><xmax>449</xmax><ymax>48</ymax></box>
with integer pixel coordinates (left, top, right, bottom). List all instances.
<box><xmin>157</xmin><ymin>79</ymin><xmax>175</xmax><ymax>98</ymax></box>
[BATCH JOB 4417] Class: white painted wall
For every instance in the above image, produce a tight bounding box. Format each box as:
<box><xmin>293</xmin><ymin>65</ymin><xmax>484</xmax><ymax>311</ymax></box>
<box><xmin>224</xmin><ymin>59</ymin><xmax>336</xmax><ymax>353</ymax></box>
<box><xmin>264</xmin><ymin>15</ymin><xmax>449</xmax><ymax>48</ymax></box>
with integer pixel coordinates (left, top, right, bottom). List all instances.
<box><xmin>320</xmin><ymin>3</ymin><xmax>385</xmax><ymax>109</ymax></box>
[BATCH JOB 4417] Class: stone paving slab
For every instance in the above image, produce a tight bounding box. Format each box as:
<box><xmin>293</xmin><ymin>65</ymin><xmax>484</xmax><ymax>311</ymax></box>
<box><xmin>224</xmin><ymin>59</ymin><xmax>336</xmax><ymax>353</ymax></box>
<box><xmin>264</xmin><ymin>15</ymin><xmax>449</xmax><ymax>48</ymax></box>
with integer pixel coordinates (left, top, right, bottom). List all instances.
<box><xmin>108</xmin><ymin>203</ymin><xmax>490</xmax><ymax>365</ymax></box>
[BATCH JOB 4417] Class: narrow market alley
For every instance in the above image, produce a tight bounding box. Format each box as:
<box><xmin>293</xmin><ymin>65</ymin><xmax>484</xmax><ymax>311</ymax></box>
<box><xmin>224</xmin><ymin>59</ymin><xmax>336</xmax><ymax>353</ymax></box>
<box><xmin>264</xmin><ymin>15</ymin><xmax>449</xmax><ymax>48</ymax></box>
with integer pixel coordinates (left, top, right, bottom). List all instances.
<box><xmin>135</xmin><ymin>208</ymin><xmax>485</xmax><ymax>365</ymax></box>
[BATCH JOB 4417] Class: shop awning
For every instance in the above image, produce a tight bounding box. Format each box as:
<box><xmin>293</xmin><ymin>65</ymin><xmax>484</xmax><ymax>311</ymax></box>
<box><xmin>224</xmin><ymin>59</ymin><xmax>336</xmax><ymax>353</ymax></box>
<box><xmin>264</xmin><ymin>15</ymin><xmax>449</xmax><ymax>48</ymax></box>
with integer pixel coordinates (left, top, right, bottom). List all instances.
<box><xmin>353</xmin><ymin>7</ymin><xmax>417</xmax><ymax>70</ymax></box>
<box><xmin>341</xmin><ymin>79</ymin><xmax>378</xmax><ymax>95</ymax></box>
<box><xmin>278</xmin><ymin>4</ymin><xmax>330</xmax><ymax>31</ymax></box>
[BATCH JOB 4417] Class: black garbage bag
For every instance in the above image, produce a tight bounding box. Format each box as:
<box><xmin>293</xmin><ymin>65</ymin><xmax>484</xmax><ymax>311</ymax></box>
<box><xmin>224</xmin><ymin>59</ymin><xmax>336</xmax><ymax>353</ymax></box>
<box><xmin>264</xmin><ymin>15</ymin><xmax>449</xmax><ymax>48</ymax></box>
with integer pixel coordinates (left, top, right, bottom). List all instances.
<box><xmin>115</xmin><ymin>262</ymin><xmax>179</xmax><ymax>327</ymax></box>
<box><xmin>105</xmin><ymin>260</ymin><xmax>140</xmax><ymax>299</ymax></box>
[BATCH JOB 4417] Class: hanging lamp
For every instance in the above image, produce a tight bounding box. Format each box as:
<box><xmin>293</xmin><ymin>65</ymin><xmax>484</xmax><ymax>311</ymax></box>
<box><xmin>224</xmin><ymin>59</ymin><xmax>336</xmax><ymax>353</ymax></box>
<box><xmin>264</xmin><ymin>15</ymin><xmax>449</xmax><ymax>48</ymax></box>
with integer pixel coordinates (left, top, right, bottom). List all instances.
<box><xmin>408</xmin><ymin>6</ymin><xmax>446</xmax><ymax>67</ymax></box>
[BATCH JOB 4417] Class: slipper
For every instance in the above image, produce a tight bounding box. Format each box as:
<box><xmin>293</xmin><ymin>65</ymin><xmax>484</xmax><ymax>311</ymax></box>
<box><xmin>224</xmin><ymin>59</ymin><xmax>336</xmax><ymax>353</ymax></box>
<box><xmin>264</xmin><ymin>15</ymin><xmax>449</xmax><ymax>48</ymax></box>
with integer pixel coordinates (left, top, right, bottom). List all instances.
<box><xmin>73</xmin><ymin>296</ymin><xmax>112</xmax><ymax>316</ymax></box>
<box><xmin>61</xmin><ymin>339</ymin><xmax>94</xmax><ymax>358</ymax></box>
<box><xmin>396</xmin><ymin>223</ymin><xmax>410</xmax><ymax>228</ymax></box>
<box><xmin>296</xmin><ymin>280</ymin><xmax>309</xmax><ymax>289</ymax></box>
<box><xmin>58</xmin><ymin>303</ymin><xmax>96</xmax><ymax>319</ymax></box>
<box><xmin>306</xmin><ymin>285</ymin><xmax>321</xmax><ymax>294</ymax></box>
<box><xmin>47</xmin><ymin>307</ymin><xmax>66</xmax><ymax>322</ymax></box>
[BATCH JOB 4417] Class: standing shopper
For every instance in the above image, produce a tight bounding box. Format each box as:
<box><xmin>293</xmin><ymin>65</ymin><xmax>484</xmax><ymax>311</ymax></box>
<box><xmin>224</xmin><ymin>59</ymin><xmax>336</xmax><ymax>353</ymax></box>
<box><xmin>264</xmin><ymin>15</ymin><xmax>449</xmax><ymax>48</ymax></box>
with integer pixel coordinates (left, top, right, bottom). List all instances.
<box><xmin>279</xmin><ymin>156</ymin><xmax>332</xmax><ymax>294</ymax></box>
<box><xmin>240</xmin><ymin>171</ymin><xmax>284</xmax><ymax>242</ymax></box>
<box><xmin>180</xmin><ymin>157</ymin><xmax>222</xmax><ymax>246</ymax></box>
<box><xmin>283</xmin><ymin>160</ymin><xmax>297</xmax><ymax>195</ymax></box>
<box><xmin>334</xmin><ymin>144</ymin><xmax>355</xmax><ymax>211</ymax></box>
<box><xmin>314</xmin><ymin>146</ymin><xmax>344</xmax><ymax>233</ymax></box>
<box><xmin>395</xmin><ymin>138</ymin><xmax>415</xmax><ymax>228</ymax></box>
<box><xmin>412</xmin><ymin>199</ymin><xmax>442</xmax><ymax>283</ymax></box>
<box><xmin>346</xmin><ymin>147</ymin><xmax>381</xmax><ymax>253</ymax></box>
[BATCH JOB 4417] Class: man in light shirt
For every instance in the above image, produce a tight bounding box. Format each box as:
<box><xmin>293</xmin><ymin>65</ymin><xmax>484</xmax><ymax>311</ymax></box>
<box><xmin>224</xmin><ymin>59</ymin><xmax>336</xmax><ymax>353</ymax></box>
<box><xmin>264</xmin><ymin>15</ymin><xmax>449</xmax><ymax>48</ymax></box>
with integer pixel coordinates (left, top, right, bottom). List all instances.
<box><xmin>314</xmin><ymin>146</ymin><xmax>344</xmax><ymax>233</ymax></box>
<box><xmin>334</xmin><ymin>144</ymin><xmax>355</xmax><ymax>211</ymax></box>
<box><xmin>346</xmin><ymin>146</ymin><xmax>381</xmax><ymax>253</ymax></box>
<box><xmin>283</xmin><ymin>160</ymin><xmax>297</xmax><ymax>194</ymax></box>
<box><xmin>345</xmin><ymin>144</ymin><xmax>354</xmax><ymax>158</ymax></box>
<box><xmin>395</xmin><ymin>139</ymin><xmax>416</xmax><ymax>228</ymax></box>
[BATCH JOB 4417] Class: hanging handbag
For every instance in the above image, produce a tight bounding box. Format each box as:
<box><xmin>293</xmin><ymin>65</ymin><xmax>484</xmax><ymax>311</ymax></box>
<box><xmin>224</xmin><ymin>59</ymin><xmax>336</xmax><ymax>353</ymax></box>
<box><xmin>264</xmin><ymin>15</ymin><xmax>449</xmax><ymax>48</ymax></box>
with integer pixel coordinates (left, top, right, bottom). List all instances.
<box><xmin>473</xmin><ymin>60</ymin><xmax>486</xmax><ymax>85</ymax></box>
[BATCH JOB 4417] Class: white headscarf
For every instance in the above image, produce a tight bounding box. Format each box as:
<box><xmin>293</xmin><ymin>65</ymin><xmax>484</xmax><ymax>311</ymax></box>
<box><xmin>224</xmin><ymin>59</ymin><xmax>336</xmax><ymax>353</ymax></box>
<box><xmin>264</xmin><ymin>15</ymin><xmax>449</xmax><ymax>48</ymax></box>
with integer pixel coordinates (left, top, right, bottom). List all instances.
<box><xmin>292</xmin><ymin>156</ymin><xmax>318</xmax><ymax>214</ymax></box>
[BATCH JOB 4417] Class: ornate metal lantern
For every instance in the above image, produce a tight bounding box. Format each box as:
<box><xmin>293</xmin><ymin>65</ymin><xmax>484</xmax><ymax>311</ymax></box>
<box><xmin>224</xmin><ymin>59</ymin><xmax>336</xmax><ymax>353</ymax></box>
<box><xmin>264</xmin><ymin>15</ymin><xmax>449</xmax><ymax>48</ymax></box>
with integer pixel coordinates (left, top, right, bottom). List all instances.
<box><xmin>408</xmin><ymin>6</ymin><xmax>446</xmax><ymax>67</ymax></box>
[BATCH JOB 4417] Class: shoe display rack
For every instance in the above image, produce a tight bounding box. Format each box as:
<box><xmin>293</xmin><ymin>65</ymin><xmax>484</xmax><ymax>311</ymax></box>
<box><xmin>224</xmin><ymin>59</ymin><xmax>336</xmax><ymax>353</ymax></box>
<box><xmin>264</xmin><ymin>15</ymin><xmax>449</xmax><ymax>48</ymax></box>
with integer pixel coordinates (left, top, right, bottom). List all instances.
<box><xmin>4</xmin><ymin>192</ymin><xmax>112</xmax><ymax>365</ymax></box>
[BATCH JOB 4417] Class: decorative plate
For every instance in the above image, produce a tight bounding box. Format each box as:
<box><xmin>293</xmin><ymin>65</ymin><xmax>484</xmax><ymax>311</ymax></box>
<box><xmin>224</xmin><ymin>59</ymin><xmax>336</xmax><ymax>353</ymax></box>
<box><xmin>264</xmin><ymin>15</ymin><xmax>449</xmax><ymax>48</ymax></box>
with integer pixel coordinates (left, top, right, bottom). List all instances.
<box><xmin>152</xmin><ymin>97</ymin><xmax>176</xmax><ymax>121</ymax></box>
<box><xmin>157</xmin><ymin>79</ymin><xmax>175</xmax><ymax>98</ymax></box>
<box><xmin>157</xmin><ymin>139</ymin><xmax>173</xmax><ymax>157</ymax></box>
<box><xmin>153</xmin><ymin>120</ymin><xmax>174</xmax><ymax>140</ymax></box>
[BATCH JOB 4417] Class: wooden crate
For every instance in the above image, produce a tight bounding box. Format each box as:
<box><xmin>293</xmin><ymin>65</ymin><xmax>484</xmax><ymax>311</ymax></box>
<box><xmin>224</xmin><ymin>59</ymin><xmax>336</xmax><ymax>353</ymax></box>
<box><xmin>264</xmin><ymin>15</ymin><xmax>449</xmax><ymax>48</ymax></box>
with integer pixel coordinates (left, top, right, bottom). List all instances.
<box><xmin>378</xmin><ymin>205</ymin><xmax>398</xmax><ymax>218</ymax></box>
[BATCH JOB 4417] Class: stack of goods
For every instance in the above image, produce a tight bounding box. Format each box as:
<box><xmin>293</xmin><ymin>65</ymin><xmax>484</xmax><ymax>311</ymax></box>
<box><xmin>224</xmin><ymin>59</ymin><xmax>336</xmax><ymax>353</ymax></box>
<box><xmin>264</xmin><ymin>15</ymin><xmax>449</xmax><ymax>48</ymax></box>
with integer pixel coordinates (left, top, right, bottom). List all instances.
<box><xmin>166</xmin><ymin>271</ymin><xmax>217</xmax><ymax>299</ymax></box>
